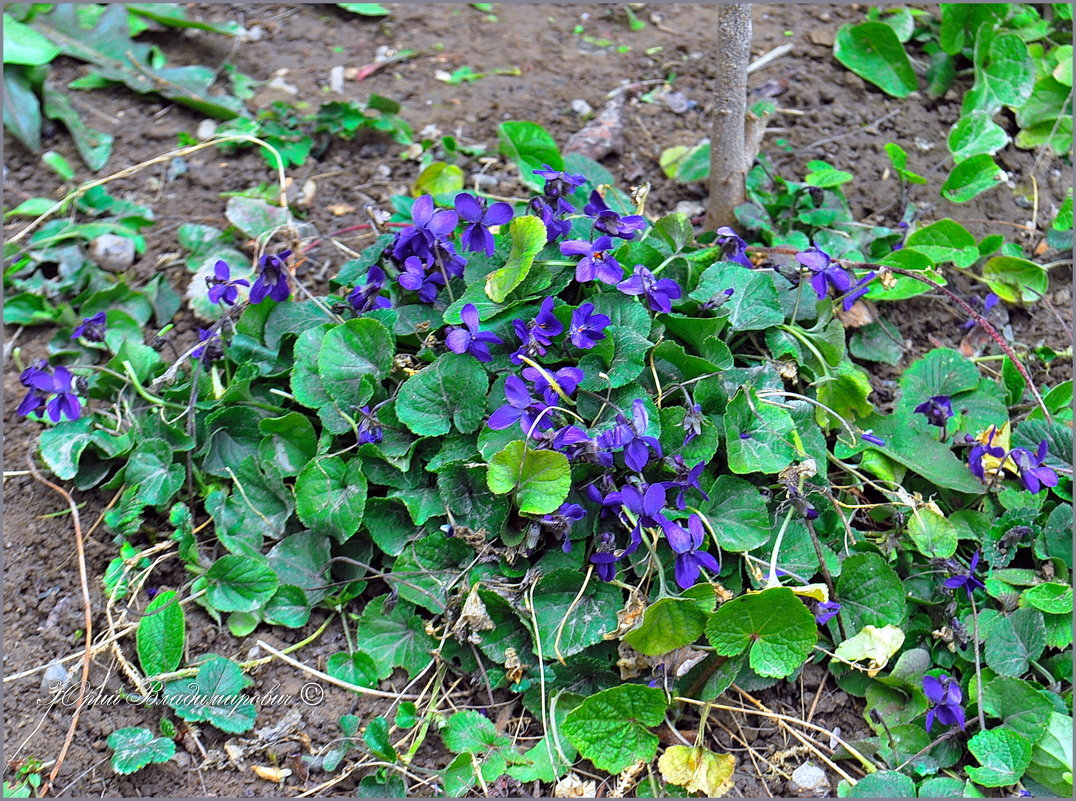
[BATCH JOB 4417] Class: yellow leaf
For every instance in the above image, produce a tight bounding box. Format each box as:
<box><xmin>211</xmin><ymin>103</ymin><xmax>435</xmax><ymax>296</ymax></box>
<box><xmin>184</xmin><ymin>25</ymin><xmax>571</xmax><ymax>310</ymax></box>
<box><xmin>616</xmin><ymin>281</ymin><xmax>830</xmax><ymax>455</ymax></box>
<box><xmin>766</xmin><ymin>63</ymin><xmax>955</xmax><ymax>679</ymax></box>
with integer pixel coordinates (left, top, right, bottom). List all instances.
<box><xmin>658</xmin><ymin>745</ymin><xmax>735</xmax><ymax>797</ymax></box>
<box><xmin>973</xmin><ymin>422</ymin><xmax>1019</xmax><ymax>480</ymax></box>
<box><xmin>790</xmin><ymin>583</ymin><xmax>829</xmax><ymax>603</ymax></box>
<box><xmin>251</xmin><ymin>765</ymin><xmax>291</xmax><ymax>784</ymax></box>
<box><xmin>833</xmin><ymin>624</ymin><xmax>906</xmax><ymax>677</ymax></box>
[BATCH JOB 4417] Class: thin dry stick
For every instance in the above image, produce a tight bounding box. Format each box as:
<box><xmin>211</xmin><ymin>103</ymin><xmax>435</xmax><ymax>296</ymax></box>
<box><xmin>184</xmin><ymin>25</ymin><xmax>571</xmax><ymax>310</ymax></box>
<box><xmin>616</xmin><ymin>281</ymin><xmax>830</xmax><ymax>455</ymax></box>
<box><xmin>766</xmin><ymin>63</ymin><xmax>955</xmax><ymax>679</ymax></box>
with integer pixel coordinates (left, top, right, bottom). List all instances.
<box><xmin>26</xmin><ymin>454</ymin><xmax>92</xmax><ymax>799</ymax></box>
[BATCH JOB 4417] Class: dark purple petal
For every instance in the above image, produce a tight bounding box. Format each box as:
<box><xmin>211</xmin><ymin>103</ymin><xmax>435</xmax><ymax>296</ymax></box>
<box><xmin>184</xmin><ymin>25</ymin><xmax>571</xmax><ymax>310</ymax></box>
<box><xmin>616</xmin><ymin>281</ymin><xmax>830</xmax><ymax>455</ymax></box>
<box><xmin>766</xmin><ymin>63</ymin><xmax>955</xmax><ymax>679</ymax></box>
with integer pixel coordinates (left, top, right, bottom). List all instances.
<box><xmin>454</xmin><ymin>192</ymin><xmax>483</xmax><ymax>222</ymax></box>
<box><xmin>445</xmin><ymin>327</ymin><xmax>472</xmax><ymax>354</ymax></box>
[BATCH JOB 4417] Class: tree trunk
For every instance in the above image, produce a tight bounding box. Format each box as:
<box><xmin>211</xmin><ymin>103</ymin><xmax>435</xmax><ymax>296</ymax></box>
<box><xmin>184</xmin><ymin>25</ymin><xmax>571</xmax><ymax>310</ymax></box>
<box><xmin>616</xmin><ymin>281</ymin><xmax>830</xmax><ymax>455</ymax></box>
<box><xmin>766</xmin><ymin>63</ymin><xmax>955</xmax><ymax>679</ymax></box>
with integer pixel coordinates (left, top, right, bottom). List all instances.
<box><xmin>704</xmin><ymin>4</ymin><xmax>753</xmax><ymax>231</ymax></box>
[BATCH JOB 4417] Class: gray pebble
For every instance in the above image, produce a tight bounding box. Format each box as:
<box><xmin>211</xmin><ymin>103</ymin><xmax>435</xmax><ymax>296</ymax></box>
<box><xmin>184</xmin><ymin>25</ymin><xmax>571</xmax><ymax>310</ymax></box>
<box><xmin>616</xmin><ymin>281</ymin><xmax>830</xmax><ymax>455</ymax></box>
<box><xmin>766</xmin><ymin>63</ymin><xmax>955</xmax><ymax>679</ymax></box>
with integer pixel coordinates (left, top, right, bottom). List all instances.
<box><xmin>570</xmin><ymin>98</ymin><xmax>593</xmax><ymax>116</ymax></box>
<box><xmin>90</xmin><ymin>234</ymin><xmax>136</xmax><ymax>271</ymax></box>
<box><xmin>40</xmin><ymin>660</ymin><xmax>71</xmax><ymax>692</ymax></box>
<box><xmin>789</xmin><ymin>762</ymin><xmax>830</xmax><ymax>798</ymax></box>
<box><xmin>196</xmin><ymin>119</ymin><xmax>218</xmax><ymax>140</ymax></box>
<box><xmin>469</xmin><ymin>172</ymin><xmax>499</xmax><ymax>190</ymax></box>
<box><xmin>673</xmin><ymin>200</ymin><xmax>705</xmax><ymax>219</ymax></box>
<box><xmin>328</xmin><ymin>65</ymin><xmax>345</xmax><ymax>94</ymax></box>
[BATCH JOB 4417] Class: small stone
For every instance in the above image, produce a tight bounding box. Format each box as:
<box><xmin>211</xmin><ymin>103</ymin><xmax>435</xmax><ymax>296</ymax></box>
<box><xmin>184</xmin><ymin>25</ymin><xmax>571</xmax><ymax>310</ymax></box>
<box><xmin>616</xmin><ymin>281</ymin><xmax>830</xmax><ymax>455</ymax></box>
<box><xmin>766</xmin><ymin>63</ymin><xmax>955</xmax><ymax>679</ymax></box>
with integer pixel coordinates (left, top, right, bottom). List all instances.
<box><xmin>570</xmin><ymin>98</ymin><xmax>593</xmax><ymax>116</ymax></box>
<box><xmin>40</xmin><ymin>660</ymin><xmax>71</xmax><ymax>692</ymax></box>
<box><xmin>374</xmin><ymin>163</ymin><xmax>392</xmax><ymax>180</ymax></box>
<box><xmin>89</xmin><ymin>234</ymin><xmax>136</xmax><ymax>271</ymax></box>
<box><xmin>328</xmin><ymin>65</ymin><xmax>345</xmax><ymax>94</ymax></box>
<box><xmin>789</xmin><ymin>762</ymin><xmax>830</xmax><ymax>798</ymax></box>
<box><xmin>197</xmin><ymin>119</ymin><xmax>218</xmax><ymax>140</ymax></box>
<box><xmin>662</xmin><ymin>91</ymin><xmax>692</xmax><ymax>114</ymax></box>
<box><xmin>242</xmin><ymin>25</ymin><xmax>264</xmax><ymax>42</ymax></box>
<box><xmin>673</xmin><ymin>200</ymin><xmax>705</xmax><ymax>219</ymax></box>
<box><xmin>469</xmin><ymin>172</ymin><xmax>499</xmax><ymax>190</ymax></box>
<box><xmin>1052</xmin><ymin>287</ymin><xmax>1071</xmax><ymax>306</ymax></box>
<box><xmin>808</xmin><ymin>28</ymin><xmax>835</xmax><ymax>47</ymax></box>
<box><xmin>844</xmin><ymin>72</ymin><xmax>866</xmax><ymax>90</ymax></box>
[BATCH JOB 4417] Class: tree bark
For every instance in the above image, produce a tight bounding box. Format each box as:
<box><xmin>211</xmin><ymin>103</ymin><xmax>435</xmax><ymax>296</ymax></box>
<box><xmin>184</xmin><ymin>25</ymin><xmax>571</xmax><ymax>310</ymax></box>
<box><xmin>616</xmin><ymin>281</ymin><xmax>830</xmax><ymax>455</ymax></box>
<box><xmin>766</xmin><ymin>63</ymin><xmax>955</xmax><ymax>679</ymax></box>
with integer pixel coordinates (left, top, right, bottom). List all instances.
<box><xmin>704</xmin><ymin>4</ymin><xmax>753</xmax><ymax>231</ymax></box>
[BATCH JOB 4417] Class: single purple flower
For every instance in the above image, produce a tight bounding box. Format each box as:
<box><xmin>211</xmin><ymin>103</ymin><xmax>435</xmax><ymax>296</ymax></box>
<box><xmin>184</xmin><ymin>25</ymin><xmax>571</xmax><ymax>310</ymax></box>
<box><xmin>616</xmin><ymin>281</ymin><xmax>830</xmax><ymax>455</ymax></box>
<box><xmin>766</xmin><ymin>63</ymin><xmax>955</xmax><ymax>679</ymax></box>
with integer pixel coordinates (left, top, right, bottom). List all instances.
<box><xmin>528</xmin><ymin>196</ymin><xmax>572</xmax><ymax>243</ymax></box>
<box><xmin>206</xmin><ymin>260</ymin><xmax>250</xmax><ymax>307</ymax></box>
<box><xmin>532</xmin><ymin>296</ymin><xmax>564</xmax><ymax>346</ymax></box>
<box><xmin>541</xmin><ymin>502</ymin><xmax>587</xmax><ymax>553</ymax></box>
<box><xmin>922</xmin><ymin>673</ymin><xmax>965</xmax><ymax>733</ymax></box>
<box><xmin>968</xmin><ymin>426</ymin><xmax>1006</xmax><ymax>481</ymax></box>
<box><xmin>191</xmin><ymin>327</ymin><xmax>223</xmax><ymax>364</ymax></box>
<box><xmin>357</xmin><ymin>405</ymin><xmax>383</xmax><ymax>445</ymax></box>
<box><xmin>522</xmin><ymin>365</ymin><xmax>583</xmax><ymax>406</ymax></box>
<box><xmin>568</xmin><ymin>302</ymin><xmax>610</xmax><ymax>349</ymax></box>
<box><xmin>590</xmin><ymin>531</ymin><xmax>621</xmax><ymax>582</ymax></box>
<box><xmin>815</xmin><ymin>600</ymin><xmax>841</xmax><ymax>625</ymax></box>
<box><xmin>914</xmin><ymin>395</ymin><xmax>954</xmax><ymax>429</ymax></box>
<box><xmin>841</xmin><ymin>271</ymin><xmax>876</xmax><ymax>311</ymax></box>
<box><xmin>347</xmin><ymin>265</ymin><xmax>392</xmax><ymax>313</ymax></box>
<box><xmin>41</xmin><ymin>366</ymin><xmax>82</xmax><ymax>423</ymax></box>
<box><xmin>454</xmin><ymin>192</ymin><xmax>513</xmax><ymax>257</ymax></box>
<box><xmin>17</xmin><ymin>360</ymin><xmax>55</xmax><ymax>418</ymax></box>
<box><xmin>667</xmin><ymin>514</ymin><xmax>721</xmax><ymax>589</ymax></box>
<box><xmin>561</xmin><ymin>235</ymin><xmax>623</xmax><ymax>285</ymax></box>
<box><xmin>249</xmin><ymin>249</ymin><xmax>292</xmax><ymax>304</ymax></box>
<box><xmin>597</xmin><ymin>399</ymin><xmax>663</xmax><ymax>472</ymax></box>
<box><xmin>797</xmin><ymin>246</ymin><xmax>852</xmax><ymax>302</ymax></box>
<box><xmin>583</xmin><ymin>190</ymin><xmax>647</xmax><ymax>240</ymax></box>
<box><xmin>71</xmin><ymin>311</ymin><xmax>107</xmax><ymax>342</ymax></box>
<box><xmin>488</xmin><ymin>375</ymin><xmax>549</xmax><ymax>435</ymax></box>
<box><xmin>616</xmin><ymin>264</ymin><xmax>682</xmax><ymax>314</ymax></box>
<box><xmin>397</xmin><ymin>256</ymin><xmax>445</xmax><ymax>303</ymax></box>
<box><xmin>663</xmin><ymin>455</ymin><xmax>709</xmax><ymax>510</ymax></box>
<box><xmin>943</xmin><ymin>550</ymin><xmax>986</xmax><ymax>598</ymax></box>
<box><xmin>715</xmin><ymin>226</ymin><xmax>754</xmax><ymax>269</ymax></box>
<box><xmin>392</xmin><ymin>194</ymin><xmax>458</xmax><ymax>263</ymax></box>
<box><xmin>682</xmin><ymin>403</ymin><xmax>704</xmax><ymax>446</ymax></box>
<box><xmin>961</xmin><ymin>292</ymin><xmax>1000</xmax><ymax>330</ymax></box>
<box><xmin>445</xmin><ymin>303</ymin><xmax>503</xmax><ymax>363</ymax></box>
<box><xmin>552</xmin><ymin>425</ymin><xmax>599</xmax><ymax>462</ymax></box>
<box><xmin>1010</xmin><ymin>441</ymin><xmax>1058</xmax><ymax>494</ymax></box>
<box><xmin>533</xmin><ymin>165</ymin><xmax>586</xmax><ymax>200</ymax></box>
<box><xmin>861</xmin><ymin>430</ymin><xmax>885</xmax><ymax>447</ymax></box>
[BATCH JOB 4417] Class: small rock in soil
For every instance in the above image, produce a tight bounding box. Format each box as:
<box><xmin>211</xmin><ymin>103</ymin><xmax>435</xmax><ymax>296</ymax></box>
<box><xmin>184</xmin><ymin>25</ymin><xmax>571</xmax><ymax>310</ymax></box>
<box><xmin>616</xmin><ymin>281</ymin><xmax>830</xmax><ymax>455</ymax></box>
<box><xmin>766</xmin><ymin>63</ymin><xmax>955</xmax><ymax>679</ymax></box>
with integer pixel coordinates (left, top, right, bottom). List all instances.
<box><xmin>1053</xmin><ymin>287</ymin><xmax>1071</xmax><ymax>306</ymax></box>
<box><xmin>570</xmin><ymin>98</ymin><xmax>593</xmax><ymax>116</ymax></box>
<box><xmin>662</xmin><ymin>91</ymin><xmax>694</xmax><ymax>114</ymax></box>
<box><xmin>843</xmin><ymin>72</ymin><xmax>866</xmax><ymax>90</ymax></box>
<box><xmin>789</xmin><ymin>762</ymin><xmax>830</xmax><ymax>797</ymax></box>
<box><xmin>196</xmin><ymin>119</ymin><xmax>218</xmax><ymax>140</ymax></box>
<box><xmin>469</xmin><ymin>172</ymin><xmax>498</xmax><ymax>190</ymax></box>
<box><xmin>674</xmin><ymin>200</ymin><xmax>705</xmax><ymax>219</ymax></box>
<box><xmin>253</xmin><ymin>74</ymin><xmax>300</xmax><ymax>108</ymax></box>
<box><xmin>808</xmin><ymin>28</ymin><xmax>835</xmax><ymax>47</ymax></box>
<box><xmin>40</xmin><ymin>659</ymin><xmax>71</xmax><ymax>691</ymax></box>
<box><xmin>90</xmin><ymin>234</ymin><xmax>136</xmax><ymax>271</ymax></box>
<box><xmin>328</xmin><ymin>65</ymin><xmax>345</xmax><ymax>94</ymax></box>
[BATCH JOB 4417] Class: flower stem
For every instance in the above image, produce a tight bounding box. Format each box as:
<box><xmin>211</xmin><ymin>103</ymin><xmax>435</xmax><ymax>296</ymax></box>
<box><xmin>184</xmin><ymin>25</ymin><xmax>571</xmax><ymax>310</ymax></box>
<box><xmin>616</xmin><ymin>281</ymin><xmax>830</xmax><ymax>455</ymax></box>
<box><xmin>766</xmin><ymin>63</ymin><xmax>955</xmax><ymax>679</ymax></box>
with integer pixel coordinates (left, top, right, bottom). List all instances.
<box><xmin>969</xmin><ymin>594</ymin><xmax>987</xmax><ymax>732</ymax></box>
<box><xmin>766</xmin><ymin>507</ymin><xmax>795</xmax><ymax>589</ymax></box>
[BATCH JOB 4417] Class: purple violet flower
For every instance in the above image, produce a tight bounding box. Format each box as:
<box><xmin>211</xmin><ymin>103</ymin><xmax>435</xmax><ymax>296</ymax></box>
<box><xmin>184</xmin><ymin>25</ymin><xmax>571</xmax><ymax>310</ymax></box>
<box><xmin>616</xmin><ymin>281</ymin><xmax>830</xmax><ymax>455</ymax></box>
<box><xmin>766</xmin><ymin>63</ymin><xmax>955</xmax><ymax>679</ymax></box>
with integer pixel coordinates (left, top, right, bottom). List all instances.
<box><xmin>583</xmin><ymin>190</ymin><xmax>647</xmax><ymax>240</ymax></box>
<box><xmin>715</xmin><ymin>226</ymin><xmax>754</xmax><ymax>269</ymax></box>
<box><xmin>797</xmin><ymin>246</ymin><xmax>851</xmax><ymax>301</ymax></box>
<box><xmin>590</xmin><ymin>531</ymin><xmax>621</xmax><ymax>582</ymax></box>
<box><xmin>17</xmin><ymin>361</ymin><xmax>82</xmax><ymax>422</ymax></box>
<box><xmin>943</xmin><ymin>550</ymin><xmax>986</xmax><ymax>598</ymax></box>
<box><xmin>445</xmin><ymin>303</ymin><xmax>503</xmax><ymax>363</ymax></box>
<box><xmin>206</xmin><ymin>260</ymin><xmax>250</xmax><ymax>307</ymax></box>
<box><xmin>533</xmin><ymin>165</ymin><xmax>586</xmax><ymax>200</ymax></box>
<box><xmin>922</xmin><ymin>674</ymin><xmax>965</xmax><ymax>733</ymax></box>
<box><xmin>487</xmin><ymin>376</ymin><xmax>549</xmax><ymax>435</ymax></box>
<box><xmin>961</xmin><ymin>292</ymin><xmax>1000</xmax><ymax>330</ymax></box>
<box><xmin>541</xmin><ymin>502</ymin><xmax>587</xmax><ymax>553</ymax></box>
<box><xmin>249</xmin><ymin>249</ymin><xmax>292</xmax><ymax>304</ymax></box>
<box><xmin>522</xmin><ymin>365</ymin><xmax>583</xmax><ymax>406</ymax></box>
<box><xmin>347</xmin><ymin>265</ymin><xmax>392</xmax><ymax>313</ymax></box>
<box><xmin>560</xmin><ymin>235</ymin><xmax>623</xmax><ymax>285</ymax></box>
<box><xmin>815</xmin><ymin>600</ymin><xmax>841</xmax><ymax>625</ymax></box>
<box><xmin>398</xmin><ymin>256</ymin><xmax>445</xmax><ymax>303</ymax></box>
<box><xmin>532</xmin><ymin>296</ymin><xmax>564</xmax><ymax>345</ymax></box>
<box><xmin>71</xmin><ymin>311</ymin><xmax>107</xmax><ymax>342</ymax></box>
<box><xmin>454</xmin><ymin>192</ymin><xmax>513</xmax><ymax>257</ymax></box>
<box><xmin>682</xmin><ymin>403</ymin><xmax>704</xmax><ymax>446</ymax></box>
<box><xmin>392</xmin><ymin>194</ymin><xmax>458</xmax><ymax>263</ymax></box>
<box><xmin>968</xmin><ymin>427</ymin><xmax>1006</xmax><ymax>481</ymax></box>
<box><xmin>666</xmin><ymin>513</ymin><xmax>720</xmax><ymax>589</ymax></box>
<box><xmin>528</xmin><ymin>196</ymin><xmax>572</xmax><ymax>243</ymax></box>
<box><xmin>914</xmin><ymin>395</ymin><xmax>954</xmax><ymax>429</ymax></box>
<box><xmin>663</xmin><ymin>455</ymin><xmax>709</xmax><ymax>510</ymax></box>
<box><xmin>597</xmin><ymin>399</ymin><xmax>663</xmax><ymax>472</ymax></box>
<box><xmin>191</xmin><ymin>327</ymin><xmax>223</xmax><ymax>364</ymax></box>
<box><xmin>568</xmin><ymin>302</ymin><xmax>611</xmax><ymax>349</ymax></box>
<box><xmin>1010</xmin><ymin>441</ymin><xmax>1058</xmax><ymax>494</ymax></box>
<box><xmin>616</xmin><ymin>264</ymin><xmax>683</xmax><ymax>314</ymax></box>
<box><xmin>861</xmin><ymin>430</ymin><xmax>885</xmax><ymax>447</ymax></box>
<box><xmin>357</xmin><ymin>405</ymin><xmax>383</xmax><ymax>445</ymax></box>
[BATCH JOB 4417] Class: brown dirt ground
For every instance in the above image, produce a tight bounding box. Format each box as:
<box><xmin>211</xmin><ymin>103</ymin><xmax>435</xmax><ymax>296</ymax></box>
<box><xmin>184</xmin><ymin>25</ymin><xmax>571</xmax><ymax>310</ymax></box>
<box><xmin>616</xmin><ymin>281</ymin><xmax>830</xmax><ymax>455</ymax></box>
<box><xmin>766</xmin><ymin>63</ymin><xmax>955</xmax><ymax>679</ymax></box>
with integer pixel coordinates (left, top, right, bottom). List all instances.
<box><xmin>2</xmin><ymin>3</ymin><xmax>1070</xmax><ymax>797</ymax></box>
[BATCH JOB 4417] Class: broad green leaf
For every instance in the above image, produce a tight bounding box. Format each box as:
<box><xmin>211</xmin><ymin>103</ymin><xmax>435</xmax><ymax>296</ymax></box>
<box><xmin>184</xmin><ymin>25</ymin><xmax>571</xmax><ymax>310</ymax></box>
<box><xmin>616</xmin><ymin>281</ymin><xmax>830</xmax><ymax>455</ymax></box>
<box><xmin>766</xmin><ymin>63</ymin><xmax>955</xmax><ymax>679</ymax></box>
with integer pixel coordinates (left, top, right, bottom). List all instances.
<box><xmin>844</xmin><ymin>770</ymin><xmax>915</xmax><ymax>797</ymax></box>
<box><xmin>698</xmin><ymin>474</ymin><xmax>770</xmax><ymax>552</ymax></box>
<box><xmin>317</xmin><ymin>317</ymin><xmax>394</xmax><ymax>407</ymax></box>
<box><xmin>4</xmin><ymin>63</ymin><xmax>42</xmax><ymax>152</ymax></box>
<box><xmin>163</xmin><ymin>656</ymin><xmax>255</xmax><ymax>733</ymax></box>
<box><xmin>225</xmin><ymin>195</ymin><xmax>290</xmax><ymax>239</ymax></box>
<box><xmin>208</xmin><ymin>455</ymin><xmax>293</xmax><ymax>553</ymax></box>
<box><xmin>903</xmin><ymin>219</ymin><xmax>979</xmax><ymax>267</ymax></box>
<box><xmin>337</xmin><ymin>3</ymin><xmax>390</xmax><ymax>15</ymax></box>
<box><xmin>1022</xmin><ymin>582</ymin><xmax>1073</xmax><ymax>615</ymax></box>
<box><xmin>836</xmin><ymin>553</ymin><xmax>907</xmax><ymax>631</ymax></box>
<box><xmin>326</xmin><ymin>650</ymin><xmax>379</xmax><ymax>689</ymax></box>
<box><xmin>849</xmin><ymin>319</ymin><xmax>904</xmax><ymax>365</ymax></box>
<box><xmin>623</xmin><ymin>598</ymin><xmax>709</xmax><ymax>656</ymax></box>
<box><xmin>4</xmin><ymin>13</ymin><xmax>60</xmax><ymax>64</ymax></box>
<box><xmin>898</xmin><ymin>347</ymin><xmax>980</xmax><ymax>402</ymax></box>
<box><xmin>484</xmin><ymin>215</ymin><xmax>546</xmax><ymax>303</ymax></box>
<box><xmin>392</xmin><ymin>533</ymin><xmax>472</xmax><ymax>613</ymax></box>
<box><xmin>498</xmin><ymin>120</ymin><xmax>563</xmax><ymax>191</ymax></box>
<box><xmin>982</xmin><ymin>676</ymin><xmax>1053</xmax><ymax>745</ymax></box>
<box><xmin>266</xmin><ymin>531</ymin><xmax>331</xmax><ymax>605</ymax></box>
<box><xmin>294</xmin><ymin>456</ymin><xmax>368</xmax><ymax>542</ymax></box>
<box><xmin>657</xmin><ymin>746</ymin><xmax>735</xmax><ymax>796</ymax></box>
<box><xmin>107</xmin><ymin>727</ymin><xmax>175</xmax><ymax>775</ymax></box>
<box><xmin>412</xmin><ymin>161</ymin><xmax>463</xmax><ymax>197</ymax></box>
<box><xmin>363</xmin><ymin>497</ymin><xmax>420</xmax><ymax>557</ymax></box>
<box><xmin>915</xmin><ymin>777</ymin><xmax>967</xmax><ymax>798</ymax></box>
<box><xmin>396</xmin><ymin>354</ymin><xmax>489</xmax><ymax>436</ymax></box>
<box><xmin>41</xmin><ymin>85</ymin><xmax>112</xmax><ymax>171</ymax></box>
<box><xmin>817</xmin><ymin>361</ymin><xmax>874</xmax><ymax>427</ymax></box>
<box><xmin>966</xmin><ymin>728</ymin><xmax>1033</xmax><ymax>787</ymax></box>
<box><xmin>471</xmin><ymin>588</ymin><xmax>533</xmax><ymax>664</ymax></box>
<box><xmin>982</xmin><ymin>256</ymin><xmax>1048</xmax><ymax>303</ymax></box>
<box><xmin>941</xmin><ymin>153</ymin><xmax>1005</xmax><ymax>203</ymax></box>
<box><xmin>443</xmin><ymin>709</ymin><xmax>511</xmax><ymax>754</ymax></box>
<box><xmin>974</xmin><ymin>33</ymin><xmax>1035</xmax><ymax>110</ymax></box>
<box><xmin>436</xmin><ymin>464</ymin><xmax>510</xmax><ymax>539</ymax></box>
<box><xmin>531</xmin><ymin>569</ymin><xmax>621</xmax><ymax>659</ymax></box>
<box><xmin>578</xmin><ymin>324</ymin><xmax>653</xmax><ymax>390</ymax></box>
<box><xmin>833</xmin><ymin>21</ymin><xmax>917</xmax><ymax>98</ymax></box>
<box><xmin>125</xmin><ymin>438</ymin><xmax>184</xmax><ymax>507</ymax></box>
<box><xmin>906</xmin><ymin>504</ymin><xmax>958</xmax><ymax>558</ymax></box>
<box><xmin>136</xmin><ymin>590</ymin><xmax>185</xmax><ymax>677</ymax></box>
<box><xmin>258</xmin><ymin>412</ymin><xmax>317</xmax><ymax>477</ymax></box>
<box><xmin>262</xmin><ymin>586</ymin><xmax>310</xmax><ymax>628</ymax></box>
<box><xmin>355</xmin><ymin>595</ymin><xmax>438</xmax><ymax>679</ymax></box>
<box><xmin>487</xmin><ymin>441</ymin><xmax>570</xmax><ymax>515</ymax></box>
<box><xmin>949</xmin><ymin>109</ymin><xmax>1010</xmax><ymax>162</ymax></box>
<box><xmin>724</xmin><ymin>388</ymin><xmax>796</xmax><ymax>475</ymax></box>
<box><xmin>690</xmin><ymin>261</ymin><xmax>783</xmax><ymax>331</ymax></box>
<box><xmin>38</xmin><ymin>417</ymin><xmax>94</xmax><ymax>480</ymax></box>
<box><xmin>1025</xmin><ymin>712</ymin><xmax>1073</xmax><ymax>796</ymax></box>
<box><xmin>363</xmin><ymin>716</ymin><xmax>396</xmax><ymax>763</ymax></box>
<box><xmin>705</xmin><ymin>587</ymin><xmax>817</xmax><ymax>678</ymax></box>
<box><xmin>204</xmin><ymin>555</ymin><xmax>278</xmax><ymax>613</ymax></box>
<box><xmin>563</xmin><ymin>685</ymin><xmax>667</xmax><ymax>774</ymax></box>
<box><xmin>984</xmin><ymin>607</ymin><xmax>1046</xmax><ymax>677</ymax></box>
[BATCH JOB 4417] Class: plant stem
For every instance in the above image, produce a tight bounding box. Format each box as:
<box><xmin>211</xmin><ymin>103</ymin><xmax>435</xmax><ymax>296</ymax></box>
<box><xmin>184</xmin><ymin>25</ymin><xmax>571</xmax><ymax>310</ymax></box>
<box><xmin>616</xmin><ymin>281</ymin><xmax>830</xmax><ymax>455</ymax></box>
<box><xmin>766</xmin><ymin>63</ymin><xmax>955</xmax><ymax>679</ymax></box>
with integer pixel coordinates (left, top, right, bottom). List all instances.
<box><xmin>969</xmin><ymin>594</ymin><xmax>987</xmax><ymax>732</ymax></box>
<box><xmin>767</xmin><ymin>507</ymin><xmax>795</xmax><ymax>588</ymax></box>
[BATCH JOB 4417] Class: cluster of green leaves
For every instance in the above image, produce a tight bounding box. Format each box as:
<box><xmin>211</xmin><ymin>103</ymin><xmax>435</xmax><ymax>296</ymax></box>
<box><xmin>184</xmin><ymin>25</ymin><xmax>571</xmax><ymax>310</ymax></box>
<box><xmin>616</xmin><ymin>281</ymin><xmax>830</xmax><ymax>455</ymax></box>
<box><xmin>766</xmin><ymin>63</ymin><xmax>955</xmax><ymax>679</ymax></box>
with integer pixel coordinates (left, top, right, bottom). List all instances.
<box><xmin>835</xmin><ymin>4</ymin><xmax>1073</xmax><ymax>202</ymax></box>
<box><xmin>200</xmin><ymin>95</ymin><xmax>412</xmax><ymax>170</ymax></box>
<box><xmin>3</xmin><ymin>4</ymin><xmax>244</xmax><ymax>170</ymax></box>
<box><xmin>15</xmin><ymin>118</ymin><xmax>1072</xmax><ymax>793</ymax></box>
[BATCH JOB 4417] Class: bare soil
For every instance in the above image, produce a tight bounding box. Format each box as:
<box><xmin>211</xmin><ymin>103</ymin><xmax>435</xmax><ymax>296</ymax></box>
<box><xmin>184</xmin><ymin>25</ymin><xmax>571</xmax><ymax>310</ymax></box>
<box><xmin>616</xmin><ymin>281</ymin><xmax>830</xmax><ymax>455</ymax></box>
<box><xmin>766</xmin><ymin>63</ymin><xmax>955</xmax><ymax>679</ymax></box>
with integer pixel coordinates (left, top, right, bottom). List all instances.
<box><xmin>3</xmin><ymin>3</ymin><xmax>1069</xmax><ymax>797</ymax></box>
